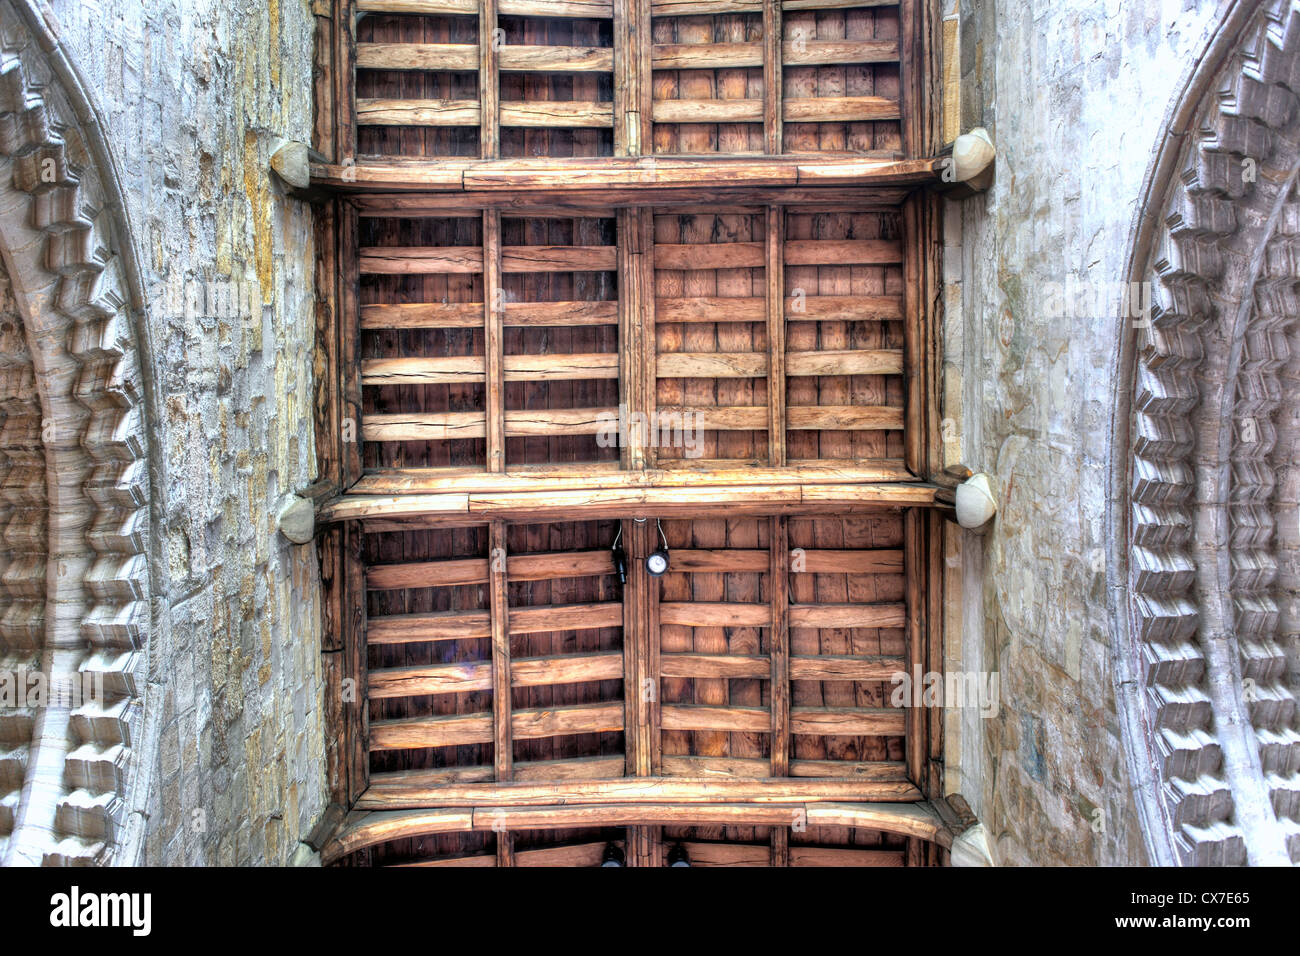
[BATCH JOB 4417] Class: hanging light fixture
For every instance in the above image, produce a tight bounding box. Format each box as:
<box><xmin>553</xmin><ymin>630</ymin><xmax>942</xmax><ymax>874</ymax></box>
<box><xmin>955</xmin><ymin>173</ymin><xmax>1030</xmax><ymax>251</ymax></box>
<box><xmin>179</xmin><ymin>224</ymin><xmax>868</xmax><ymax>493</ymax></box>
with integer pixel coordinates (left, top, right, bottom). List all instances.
<box><xmin>610</xmin><ymin>523</ymin><xmax>628</xmax><ymax>584</ymax></box>
<box><xmin>645</xmin><ymin>518</ymin><xmax>670</xmax><ymax>577</ymax></box>
<box><xmin>666</xmin><ymin>843</ymin><xmax>691</xmax><ymax>867</ymax></box>
<box><xmin>601</xmin><ymin>842</ymin><xmax>626</xmax><ymax>867</ymax></box>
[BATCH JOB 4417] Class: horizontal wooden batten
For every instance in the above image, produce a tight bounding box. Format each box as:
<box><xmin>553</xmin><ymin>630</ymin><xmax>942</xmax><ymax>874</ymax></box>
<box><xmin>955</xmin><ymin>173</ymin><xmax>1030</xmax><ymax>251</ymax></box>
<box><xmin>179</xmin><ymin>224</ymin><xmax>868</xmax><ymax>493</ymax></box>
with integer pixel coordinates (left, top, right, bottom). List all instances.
<box><xmin>312</xmin><ymin>157</ymin><xmax>943</xmax><ymax>193</ymax></box>
<box><xmin>656</xmin><ymin>351</ymin><xmax>767</xmax><ymax>379</ymax></box>
<box><xmin>788</xmin><ymin>655</ymin><xmax>906</xmax><ymax>682</ymax></box>
<box><xmin>499</xmin><ymin>46</ymin><xmax>614</xmax><ymax>73</ymax></box>
<box><xmin>659</xmin><ymin>653</ymin><xmax>769</xmax><ymax>679</ymax></box>
<box><xmin>790</xmin><ymin>707</ymin><xmax>906</xmax><ymax>737</ymax></box>
<box><xmin>652</xmin><ymin>42</ymin><xmax>763</xmax><ymax>70</ymax></box>
<box><xmin>508</xmin><ymin>602</ymin><xmax>623</xmax><ymax>634</ymax></box>
<box><xmin>370</xmin><ymin>701</ymin><xmax>624</xmax><ymax>752</ymax></box>
<box><xmin>323</xmin><ymin>801</ymin><xmax>948</xmax><ymax>862</ymax></box>
<box><xmin>500</xmin><ymin>102</ymin><xmax>614</xmax><ymax>128</ymax></box>
<box><xmin>787</xmin><ymin>602</ymin><xmax>906</xmax><ymax>629</ymax></box>
<box><xmin>655</xmin><ymin>242</ymin><xmax>764</xmax><ymax>270</ymax></box>
<box><xmin>363</xmin><ymin>407</ymin><xmax>618</xmax><ymax>442</ymax></box>
<box><xmin>660</xmin><ymin>705</ymin><xmax>770</xmax><ymax>734</ymax></box>
<box><xmin>783</xmin><ymin>39</ymin><xmax>900</xmax><ymax>66</ymax></box>
<box><xmin>783</xmin><ymin>97</ymin><xmax>899</xmax><ymax>122</ymax></box>
<box><xmin>361</xmin><ymin>245</ymin><xmax>615</xmax><ymax>275</ymax></box>
<box><xmin>791</xmin><ymin>847</ymin><xmax>906</xmax><ymax>867</ymax></box>
<box><xmin>787</xmin><ymin>405</ymin><xmax>905</xmax><ymax>430</ymax></box>
<box><xmin>783</xmin><ymin>239</ymin><xmax>902</xmax><ymax>266</ymax></box>
<box><xmin>360</xmin><ymin>300</ymin><xmax>619</xmax><ymax>330</ymax></box>
<box><xmin>785</xmin><ymin>349</ymin><xmax>903</xmax><ymax>377</ymax></box>
<box><xmin>356</xmin><ymin>776</ymin><xmax>922</xmax><ymax>809</ymax></box>
<box><xmin>358</xmin><ymin>99</ymin><xmax>481</xmax><ymax>127</ymax></box>
<box><xmin>356</xmin><ymin>43</ymin><xmax>479</xmax><ymax>73</ymax></box>
<box><xmin>368</xmin><ymin>609</ymin><xmax>491</xmax><ymax>645</ymax></box>
<box><xmin>668</xmin><ymin>548</ymin><xmax>768</xmax><ymax>573</ymax></box>
<box><xmin>357</xmin><ymin>0</ymin><xmax>615</xmax><ymax>16</ymax></box>
<box><xmin>652</xmin><ymin>99</ymin><xmax>764</xmax><ymax>124</ymax></box>
<box><xmin>368</xmin><ymin>756</ymin><xmax>625</xmax><ymax>791</ymax></box>
<box><xmin>659</xmin><ymin>602</ymin><xmax>769</xmax><ymax>628</ymax></box>
<box><xmin>797</xmin><ymin>548</ymin><xmax>904</xmax><ymax>574</ymax></box>
<box><xmin>368</xmin><ymin>652</ymin><xmax>622</xmax><ymax>700</ymax></box>
<box><xmin>656</xmin><ymin>296</ymin><xmax>764</xmax><ymax>323</ymax></box>
<box><xmin>786</xmin><ymin>295</ymin><xmax>905</xmax><ymax>321</ymax></box>
<box><xmin>361</xmin><ymin>354</ymin><xmax>619</xmax><ymax>388</ymax></box>
<box><xmin>322</xmin><ymin>483</ymin><xmax>938</xmax><ymax>525</ymax></box>
<box><xmin>368</xmin><ymin>550</ymin><xmax>613</xmax><ymax>590</ymax></box>
<box><xmin>650</xmin><ymin>0</ymin><xmax>762</xmax><ymax>13</ymax></box>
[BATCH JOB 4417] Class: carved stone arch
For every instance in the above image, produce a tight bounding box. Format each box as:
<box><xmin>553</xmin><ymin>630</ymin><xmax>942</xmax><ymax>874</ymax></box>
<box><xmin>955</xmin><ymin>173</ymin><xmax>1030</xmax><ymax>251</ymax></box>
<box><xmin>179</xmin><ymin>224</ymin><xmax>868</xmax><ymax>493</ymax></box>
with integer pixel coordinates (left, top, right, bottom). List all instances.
<box><xmin>0</xmin><ymin>0</ymin><xmax>160</xmax><ymax>866</ymax></box>
<box><xmin>1111</xmin><ymin>0</ymin><xmax>1300</xmax><ymax>867</ymax></box>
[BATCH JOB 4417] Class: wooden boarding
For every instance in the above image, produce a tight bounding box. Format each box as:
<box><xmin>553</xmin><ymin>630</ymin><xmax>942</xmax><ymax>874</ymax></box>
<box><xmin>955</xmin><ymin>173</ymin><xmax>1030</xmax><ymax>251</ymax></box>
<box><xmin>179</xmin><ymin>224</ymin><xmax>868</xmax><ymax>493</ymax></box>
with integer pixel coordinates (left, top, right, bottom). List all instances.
<box><xmin>318</xmin><ymin>0</ymin><xmax>944</xmax><ymax>867</ymax></box>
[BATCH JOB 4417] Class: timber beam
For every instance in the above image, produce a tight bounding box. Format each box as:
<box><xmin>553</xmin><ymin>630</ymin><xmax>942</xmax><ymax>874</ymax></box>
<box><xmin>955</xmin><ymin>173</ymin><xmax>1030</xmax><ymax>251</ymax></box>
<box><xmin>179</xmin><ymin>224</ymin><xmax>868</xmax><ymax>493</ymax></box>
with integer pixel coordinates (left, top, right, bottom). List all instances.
<box><xmin>321</xmin><ymin>799</ymin><xmax>954</xmax><ymax>864</ymax></box>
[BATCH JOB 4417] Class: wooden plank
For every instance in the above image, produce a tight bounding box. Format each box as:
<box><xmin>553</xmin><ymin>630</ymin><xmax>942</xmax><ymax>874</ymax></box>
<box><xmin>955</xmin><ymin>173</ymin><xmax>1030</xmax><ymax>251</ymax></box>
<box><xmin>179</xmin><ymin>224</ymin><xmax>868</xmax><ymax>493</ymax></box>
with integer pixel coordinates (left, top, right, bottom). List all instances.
<box><xmin>905</xmin><ymin>508</ymin><xmax>926</xmax><ymax>789</ymax></box>
<box><xmin>656</xmin><ymin>296</ymin><xmax>765</xmax><ymax>323</ymax></box>
<box><xmin>356</xmin><ymin>0</ymin><xmax>477</xmax><ymax>11</ymax></box>
<box><xmin>764</xmin><ymin>0</ymin><xmax>782</xmax><ymax>154</ymax></box>
<box><xmin>499</xmin><ymin>46</ymin><xmax>615</xmax><ymax>72</ymax></box>
<box><xmin>789</xmin><ymin>759</ymin><xmax>911</xmax><ymax>780</ymax></box>
<box><xmin>323</xmin><ymin>800</ymin><xmax>947</xmax><ymax>859</ymax></box>
<box><xmin>498</xmin><ymin>0</ymin><xmax>614</xmax><ymax>14</ymax></box>
<box><xmin>787</xmin><ymin>294</ymin><xmax>905</xmax><ymax>321</ymax></box>
<box><xmin>782</xmin><ymin>39</ymin><xmax>900</xmax><ymax>65</ymax></box>
<box><xmin>770</xmin><ymin>516</ymin><xmax>790</xmax><ymax>776</ymax></box>
<box><xmin>504</xmin><ymin>407</ymin><xmax>619</xmax><ymax>436</ymax></box>
<box><xmin>767</xmin><ymin>205</ymin><xmax>786</xmax><ymax>465</ymax></box>
<box><xmin>483</xmin><ymin>211</ymin><xmax>505</xmax><ymax>472</ymax></box>
<box><xmin>356</xmin><ymin>43</ymin><xmax>479</xmax><ymax>72</ymax></box>
<box><xmin>504</xmin><ymin>301</ymin><xmax>620</xmax><ymax>326</ymax></box>
<box><xmin>509</xmin><ymin>550</ymin><xmax>614</xmax><ymax>581</ymax></box>
<box><xmin>503</xmin><ymin>352</ymin><xmax>620</xmax><ymax>381</ymax></box>
<box><xmin>651</xmin><ymin>99</ymin><xmax>764</xmax><ymax>124</ymax></box>
<box><xmin>654</xmin><ymin>242</ymin><xmax>765</xmax><ymax>271</ymax></box>
<box><xmin>659</xmin><ymin>755</ymin><xmax>769</xmax><ymax>777</ymax></box>
<box><xmin>786</xmin><ymin>405</ymin><xmax>905</xmax><ymax>430</ymax></box>
<box><xmin>499</xmin><ymin>101</ymin><xmax>615</xmax><ymax>128</ymax></box>
<box><xmin>339</xmin><ymin>202</ymin><xmax>362</xmax><ymax>486</ymax></box>
<box><xmin>658</xmin><ymin>602</ymin><xmax>770</xmax><ymax>628</ymax></box>
<box><xmin>489</xmin><ymin>522</ymin><xmax>511</xmax><ymax>781</ymax></box>
<box><xmin>784</xmin><ymin>238</ymin><xmax>902</xmax><ymax>265</ymax></box>
<box><xmin>651</xmin><ymin>42</ymin><xmax>763</xmax><ymax>70</ymax></box>
<box><xmin>359</xmin><ymin>245</ymin><xmax>483</xmax><ymax>274</ymax></box>
<box><xmin>367</xmin><ymin>609</ymin><xmax>492</xmax><ymax>645</ymax></box>
<box><xmin>655</xmin><ymin>352</ymin><xmax>766</xmax><ymax>379</ymax></box>
<box><xmin>356</xmin><ymin>98</ymin><xmax>481</xmax><ymax>126</ymax></box>
<box><xmin>785</xmin><ymin>349</ymin><xmax>904</xmax><ymax>377</ymax></box>
<box><xmin>371</xmin><ymin>712</ymin><xmax>494</xmax><ymax>751</ymax></box>
<box><xmin>655</xmin><ymin>405</ymin><xmax>766</xmax><ymax>431</ymax></box>
<box><xmin>369</xmin><ymin>756</ymin><xmax>625</xmax><ymax>791</ymax></box>
<box><xmin>481</xmin><ymin>0</ymin><xmax>499</xmax><ymax>157</ymax></box>
<box><xmin>650</xmin><ymin>0</ymin><xmax>761</xmax><ymax>13</ymax></box>
<box><xmin>363</xmin><ymin>412</ymin><xmax>487</xmax><ymax>442</ymax></box>
<box><xmin>361</xmin><ymin>356</ymin><xmax>485</xmax><ymax>385</ymax></box>
<box><xmin>789</xmin><ymin>706</ymin><xmax>905</xmax><ymax>736</ymax></box>
<box><xmin>660</xmin><ymin>705</ymin><xmax>771</xmax><ymax>734</ymax></box>
<box><xmin>683</xmin><ymin>842</ymin><xmax>769</xmax><ymax>866</ymax></box>
<box><xmin>790</xmin><ymin>847</ymin><xmax>906</xmax><ymax>867</ymax></box>
<box><xmin>370</xmin><ymin>661</ymin><xmax>493</xmax><ymax>698</ymax></box>
<box><xmin>667</xmin><ymin>548</ymin><xmax>768</xmax><ymax>573</ymax></box>
<box><xmin>771</xmin><ymin>827</ymin><xmax>789</xmax><ymax>867</ymax></box>
<box><xmin>795</xmin><ymin>548</ymin><xmax>904</xmax><ymax>574</ymax></box>
<box><xmin>782</xmin><ymin>96</ymin><xmax>899</xmax><ymax>122</ymax></box>
<box><xmin>508</xmin><ymin>601</ymin><xmax>624</xmax><ymax>634</ymax></box>
<box><xmin>359</xmin><ymin>776</ymin><xmax>920</xmax><ymax>808</ymax></box>
<box><xmin>361</xmin><ymin>302</ymin><xmax>484</xmax><ymax>329</ymax></box>
<box><xmin>511</xmin><ymin>701</ymin><xmax>625</xmax><ymax>739</ymax></box>
<box><xmin>787</xmin><ymin>603</ymin><xmax>906</xmax><ymax>629</ymax></box>
<box><xmin>501</xmin><ymin>245</ymin><xmax>618</xmax><ymax>272</ymax></box>
<box><xmin>789</xmin><ymin>655</ymin><xmax>906</xmax><ymax>681</ymax></box>
<box><xmin>659</xmin><ymin>653</ymin><xmax>769</xmax><ymax>679</ymax></box>
<box><xmin>510</xmin><ymin>652</ymin><xmax>625</xmax><ymax>687</ymax></box>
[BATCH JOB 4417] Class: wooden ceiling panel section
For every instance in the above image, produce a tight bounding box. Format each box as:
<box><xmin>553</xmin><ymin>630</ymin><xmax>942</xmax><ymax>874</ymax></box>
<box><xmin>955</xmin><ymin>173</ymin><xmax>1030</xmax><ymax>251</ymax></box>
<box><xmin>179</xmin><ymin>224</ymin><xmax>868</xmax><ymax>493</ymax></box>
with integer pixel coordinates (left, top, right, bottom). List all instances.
<box><xmin>316</xmin><ymin>0</ymin><xmax>945</xmax><ymax>866</ymax></box>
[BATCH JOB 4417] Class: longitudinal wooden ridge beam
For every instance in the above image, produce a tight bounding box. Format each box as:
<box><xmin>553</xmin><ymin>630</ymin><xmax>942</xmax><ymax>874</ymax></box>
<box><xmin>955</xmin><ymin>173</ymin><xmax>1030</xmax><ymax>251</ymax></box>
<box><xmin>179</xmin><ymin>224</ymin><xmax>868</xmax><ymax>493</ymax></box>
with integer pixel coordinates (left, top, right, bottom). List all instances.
<box><xmin>321</xmin><ymin>800</ymin><xmax>952</xmax><ymax>864</ymax></box>
<box><xmin>354</xmin><ymin>776</ymin><xmax>923</xmax><ymax>810</ymax></box>
<box><xmin>310</xmin><ymin>156</ymin><xmax>944</xmax><ymax>193</ymax></box>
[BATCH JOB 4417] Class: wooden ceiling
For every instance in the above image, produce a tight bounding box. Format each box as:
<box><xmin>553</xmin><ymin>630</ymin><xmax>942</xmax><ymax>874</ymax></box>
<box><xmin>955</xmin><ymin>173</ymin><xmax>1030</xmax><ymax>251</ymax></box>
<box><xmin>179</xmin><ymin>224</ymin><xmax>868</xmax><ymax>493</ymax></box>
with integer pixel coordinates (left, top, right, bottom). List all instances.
<box><xmin>309</xmin><ymin>0</ymin><xmax>951</xmax><ymax>866</ymax></box>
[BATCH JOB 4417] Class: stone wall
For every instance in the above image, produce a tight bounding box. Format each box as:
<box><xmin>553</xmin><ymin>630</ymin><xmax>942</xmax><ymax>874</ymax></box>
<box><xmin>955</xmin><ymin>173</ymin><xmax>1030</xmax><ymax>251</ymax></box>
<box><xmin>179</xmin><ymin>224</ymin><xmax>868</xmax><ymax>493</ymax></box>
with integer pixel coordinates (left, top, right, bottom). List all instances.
<box><xmin>48</xmin><ymin>0</ymin><xmax>325</xmax><ymax>865</ymax></box>
<box><xmin>943</xmin><ymin>0</ymin><xmax>1230</xmax><ymax>864</ymax></box>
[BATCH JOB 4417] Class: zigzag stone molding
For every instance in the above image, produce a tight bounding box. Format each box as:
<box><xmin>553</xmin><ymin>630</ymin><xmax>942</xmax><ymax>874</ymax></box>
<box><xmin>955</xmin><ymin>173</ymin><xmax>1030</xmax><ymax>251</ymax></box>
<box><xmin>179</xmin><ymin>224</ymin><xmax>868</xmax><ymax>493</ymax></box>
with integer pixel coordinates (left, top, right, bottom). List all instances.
<box><xmin>0</xmin><ymin>0</ymin><xmax>156</xmax><ymax>866</ymax></box>
<box><xmin>1115</xmin><ymin>0</ymin><xmax>1300</xmax><ymax>866</ymax></box>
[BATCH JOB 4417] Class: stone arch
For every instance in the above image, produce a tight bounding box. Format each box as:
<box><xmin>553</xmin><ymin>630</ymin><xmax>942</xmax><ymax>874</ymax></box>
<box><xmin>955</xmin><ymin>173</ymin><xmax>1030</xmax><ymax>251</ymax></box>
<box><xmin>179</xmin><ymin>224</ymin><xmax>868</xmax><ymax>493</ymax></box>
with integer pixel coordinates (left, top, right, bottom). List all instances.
<box><xmin>1111</xmin><ymin>0</ymin><xmax>1300</xmax><ymax>866</ymax></box>
<box><xmin>0</xmin><ymin>0</ymin><xmax>160</xmax><ymax>866</ymax></box>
